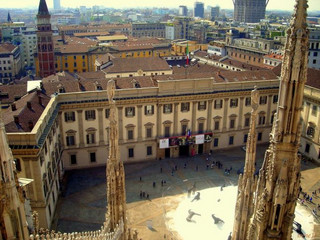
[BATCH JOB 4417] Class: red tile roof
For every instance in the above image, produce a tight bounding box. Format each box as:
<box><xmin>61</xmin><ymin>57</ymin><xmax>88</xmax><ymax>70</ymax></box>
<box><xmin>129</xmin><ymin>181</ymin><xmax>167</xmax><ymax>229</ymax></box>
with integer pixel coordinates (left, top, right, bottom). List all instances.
<box><xmin>2</xmin><ymin>90</ymin><xmax>50</xmax><ymax>133</ymax></box>
<box><xmin>0</xmin><ymin>43</ymin><xmax>17</xmax><ymax>53</ymax></box>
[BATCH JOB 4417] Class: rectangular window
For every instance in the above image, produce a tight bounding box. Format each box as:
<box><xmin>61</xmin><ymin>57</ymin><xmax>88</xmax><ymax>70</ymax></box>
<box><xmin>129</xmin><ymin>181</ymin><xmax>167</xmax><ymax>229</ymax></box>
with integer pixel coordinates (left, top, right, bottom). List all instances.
<box><xmin>145</xmin><ymin>105</ymin><xmax>154</xmax><ymax>115</ymax></box>
<box><xmin>273</xmin><ymin>95</ymin><xmax>278</xmax><ymax>103</ymax></box>
<box><xmin>165</xmin><ymin>126</ymin><xmax>170</xmax><ymax>137</ymax></box>
<box><xmin>147</xmin><ymin>146</ymin><xmax>152</xmax><ymax>156</ymax></box>
<box><xmin>230</xmin><ymin>119</ymin><xmax>235</xmax><ymax>129</ymax></box>
<box><xmin>258</xmin><ymin>132</ymin><xmax>262</xmax><ymax>141</ymax></box>
<box><xmin>86</xmin><ymin>133</ymin><xmax>95</xmax><ymax>144</ymax></box>
<box><xmin>230</xmin><ymin>98</ymin><xmax>238</xmax><ymax>108</ymax></box>
<box><xmin>259</xmin><ymin>116</ymin><xmax>266</xmax><ymax>125</ymax></box>
<box><xmin>90</xmin><ymin>152</ymin><xmax>96</xmax><ymax>162</ymax></box>
<box><xmin>163</xmin><ymin>104</ymin><xmax>172</xmax><ymax>113</ymax></box>
<box><xmin>214</xmin><ymin>121</ymin><xmax>220</xmax><ymax>130</ymax></box>
<box><xmin>85</xmin><ymin>110</ymin><xmax>96</xmax><ymax>120</ymax></box>
<box><xmin>70</xmin><ymin>154</ymin><xmax>77</xmax><ymax>164</ymax></box>
<box><xmin>198</xmin><ymin>101</ymin><xmax>206</xmax><ymax>110</ymax></box>
<box><xmin>65</xmin><ymin>63</ymin><xmax>68</xmax><ymax>68</ymax></box>
<box><xmin>146</xmin><ymin>128</ymin><xmax>152</xmax><ymax>138</ymax></box>
<box><xmin>125</xmin><ymin>107</ymin><xmax>135</xmax><ymax>117</ymax></box>
<box><xmin>74</xmin><ymin>62</ymin><xmax>77</xmax><ymax>67</ymax></box>
<box><xmin>244</xmin><ymin>134</ymin><xmax>248</xmax><ymax>143</ymax></box>
<box><xmin>128</xmin><ymin>148</ymin><xmax>134</xmax><ymax>158</ymax></box>
<box><xmin>229</xmin><ymin>136</ymin><xmax>234</xmax><ymax>145</ymax></box>
<box><xmin>312</xmin><ymin>105</ymin><xmax>317</xmax><ymax>116</ymax></box>
<box><xmin>64</xmin><ymin>111</ymin><xmax>75</xmax><ymax>122</ymax></box>
<box><xmin>214</xmin><ymin>99</ymin><xmax>223</xmax><ymax>109</ymax></box>
<box><xmin>245</xmin><ymin>97</ymin><xmax>251</xmax><ymax>106</ymax></box>
<box><xmin>259</xmin><ymin>96</ymin><xmax>267</xmax><ymax>105</ymax></box>
<box><xmin>245</xmin><ymin>117</ymin><xmax>250</xmax><ymax>127</ymax></box>
<box><xmin>198</xmin><ymin>123</ymin><xmax>204</xmax><ymax>134</ymax></box>
<box><xmin>213</xmin><ymin>138</ymin><xmax>219</xmax><ymax>147</ymax></box>
<box><xmin>128</xmin><ymin>130</ymin><xmax>134</xmax><ymax>140</ymax></box>
<box><xmin>66</xmin><ymin>136</ymin><xmax>75</xmax><ymax>146</ymax></box>
<box><xmin>305</xmin><ymin>143</ymin><xmax>310</xmax><ymax>153</ymax></box>
<box><xmin>181</xmin><ymin>102</ymin><xmax>190</xmax><ymax>112</ymax></box>
<box><xmin>105</xmin><ymin>109</ymin><xmax>110</xmax><ymax>118</ymax></box>
<box><xmin>182</xmin><ymin>125</ymin><xmax>187</xmax><ymax>135</ymax></box>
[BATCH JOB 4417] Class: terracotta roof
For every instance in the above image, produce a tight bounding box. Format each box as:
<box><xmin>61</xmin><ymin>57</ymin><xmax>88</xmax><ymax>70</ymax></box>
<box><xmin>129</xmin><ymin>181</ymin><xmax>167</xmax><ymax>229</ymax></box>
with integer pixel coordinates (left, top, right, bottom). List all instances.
<box><xmin>73</xmin><ymin>32</ymin><xmax>109</xmax><ymax>37</ymax></box>
<box><xmin>264</xmin><ymin>54</ymin><xmax>283</xmax><ymax>60</ymax></box>
<box><xmin>0</xmin><ymin>84</ymin><xmax>28</xmax><ymax>105</ymax></box>
<box><xmin>220</xmin><ymin>58</ymin><xmax>263</xmax><ymax>71</ymax></box>
<box><xmin>0</xmin><ymin>43</ymin><xmax>17</xmax><ymax>53</ymax></box>
<box><xmin>104</xmin><ymin>57</ymin><xmax>171</xmax><ymax>73</ymax></box>
<box><xmin>305</xmin><ymin>68</ymin><xmax>320</xmax><ymax>89</ymax></box>
<box><xmin>2</xmin><ymin>90</ymin><xmax>50</xmax><ymax>133</ymax></box>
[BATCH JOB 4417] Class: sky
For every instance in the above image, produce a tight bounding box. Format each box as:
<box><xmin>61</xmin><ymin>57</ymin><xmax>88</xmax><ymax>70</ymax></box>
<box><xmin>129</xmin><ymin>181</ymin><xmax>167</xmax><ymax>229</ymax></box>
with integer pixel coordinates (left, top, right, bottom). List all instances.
<box><xmin>1</xmin><ymin>0</ymin><xmax>320</xmax><ymax>11</ymax></box>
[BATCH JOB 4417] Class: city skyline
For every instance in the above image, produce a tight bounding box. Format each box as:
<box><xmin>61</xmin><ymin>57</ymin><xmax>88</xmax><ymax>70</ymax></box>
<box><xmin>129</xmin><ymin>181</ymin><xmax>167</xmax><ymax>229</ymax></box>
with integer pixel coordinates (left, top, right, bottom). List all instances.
<box><xmin>0</xmin><ymin>0</ymin><xmax>319</xmax><ymax>11</ymax></box>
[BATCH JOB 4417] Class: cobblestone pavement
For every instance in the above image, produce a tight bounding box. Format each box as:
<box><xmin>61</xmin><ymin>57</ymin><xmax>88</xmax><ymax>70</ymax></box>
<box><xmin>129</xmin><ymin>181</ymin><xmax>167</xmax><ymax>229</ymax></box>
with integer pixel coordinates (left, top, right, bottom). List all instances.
<box><xmin>52</xmin><ymin>144</ymin><xmax>320</xmax><ymax>239</ymax></box>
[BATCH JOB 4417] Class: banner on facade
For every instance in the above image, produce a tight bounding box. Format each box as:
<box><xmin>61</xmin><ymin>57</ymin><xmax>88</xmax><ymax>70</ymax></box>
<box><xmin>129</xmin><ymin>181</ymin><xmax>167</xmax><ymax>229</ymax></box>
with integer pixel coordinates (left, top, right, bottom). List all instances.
<box><xmin>195</xmin><ymin>134</ymin><xmax>205</xmax><ymax>144</ymax></box>
<box><xmin>159</xmin><ymin>138</ymin><xmax>169</xmax><ymax>149</ymax></box>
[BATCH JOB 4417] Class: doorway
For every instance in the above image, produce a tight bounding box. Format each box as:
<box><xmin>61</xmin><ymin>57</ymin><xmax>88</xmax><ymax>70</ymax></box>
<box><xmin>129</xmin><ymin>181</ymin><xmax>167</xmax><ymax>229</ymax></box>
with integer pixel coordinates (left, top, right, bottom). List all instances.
<box><xmin>198</xmin><ymin>144</ymin><xmax>203</xmax><ymax>154</ymax></box>
<box><xmin>179</xmin><ymin>145</ymin><xmax>189</xmax><ymax>156</ymax></box>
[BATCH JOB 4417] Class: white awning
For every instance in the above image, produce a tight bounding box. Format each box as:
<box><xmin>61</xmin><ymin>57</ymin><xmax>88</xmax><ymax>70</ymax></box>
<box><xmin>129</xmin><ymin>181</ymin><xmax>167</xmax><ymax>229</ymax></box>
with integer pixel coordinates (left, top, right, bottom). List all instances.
<box><xmin>18</xmin><ymin>178</ymin><xmax>34</xmax><ymax>187</ymax></box>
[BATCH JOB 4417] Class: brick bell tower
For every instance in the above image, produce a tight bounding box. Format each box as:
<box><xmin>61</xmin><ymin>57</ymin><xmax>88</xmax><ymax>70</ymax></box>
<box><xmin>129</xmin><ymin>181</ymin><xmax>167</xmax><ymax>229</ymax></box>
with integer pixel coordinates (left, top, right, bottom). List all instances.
<box><xmin>36</xmin><ymin>0</ymin><xmax>55</xmax><ymax>77</ymax></box>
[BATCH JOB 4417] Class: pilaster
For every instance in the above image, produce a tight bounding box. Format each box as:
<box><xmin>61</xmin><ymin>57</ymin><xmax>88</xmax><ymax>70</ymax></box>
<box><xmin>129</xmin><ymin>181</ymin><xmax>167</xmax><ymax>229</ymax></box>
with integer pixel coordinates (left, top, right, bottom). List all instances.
<box><xmin>207</xmin><ymin>100</ymin><xmax>213</xmax><ymax>131</ymax></box>
<box><xmin>157</xmin><ymin>104</ymin><xmax>162</xmax><ymax>138</ymax></box>
<box><xmin>223</xmin><ymin>98</ymin><xmax>229</xmax><ymax>131</ymax></box>
<box><xmin>77</xmin><ymin>110</ymin><xmax>84</xmax><ymax>148</ymax></box>
<box><xmin>302</xmin><ymin>102</ymin><xmax>310</xmax><ymax>133</ymax></box>
<box><xmin>118</xmin><ymin>107</ymin><xmax>123</xmax><ymax>142</ymax></box>
<box><xmin>192</xmin><ymin>101</ymin><xmax>197</xmax><ymax>134</ymax></box>
<box><xmin>173</xmin><ymin>103</ymin><xmax>179</xmax><ymax>135</ymax></box>
<box><xmin>137</xmin><ymin>105</ymin><xmax>142</xmax><ymax>140</ymax></box>
<box><xmin>266</xmin><ymin>95</ymin><xmax>273</xmax><ymax>126</ymax></box>
<box><xmin>238</xmin><ymin>97</ymin><xmax>244</xmax><ymax>130</ymax></box>
<box><xmin>98</xmin><ymin>108</ymin><xmax>105</xmax><ymax>146</ymax></box>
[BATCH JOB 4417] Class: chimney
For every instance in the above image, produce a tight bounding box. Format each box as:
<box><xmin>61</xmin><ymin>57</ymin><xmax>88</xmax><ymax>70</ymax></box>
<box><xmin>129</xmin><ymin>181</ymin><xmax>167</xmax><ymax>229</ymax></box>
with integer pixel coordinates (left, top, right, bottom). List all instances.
<box><xmin>28</xmin><ymin>120</ymin><xmax>34</xmax><ymax>130</ymax></box>
<box><xmin>27</xmin><ymin>101</ymin><xmax>32</xmax><ymax>109</ymax></box>
<box><xmin>11</xmin><ymin>103</ymin><xmax>16</xmax><ymax>111</ymax></box>
<box><xmin>14</xmin><ymin>116</ymin><xmax>19</xmax><ymax>124</ymax></box>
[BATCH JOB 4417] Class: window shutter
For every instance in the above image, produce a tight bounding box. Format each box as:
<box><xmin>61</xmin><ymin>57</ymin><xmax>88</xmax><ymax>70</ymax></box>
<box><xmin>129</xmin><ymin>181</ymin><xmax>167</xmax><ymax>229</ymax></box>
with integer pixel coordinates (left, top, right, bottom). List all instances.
<box><xmin>144</xmin><ymin>106</ymin><xmax>147</xmax><ymax>115</ymax></box>
<box><xmin>64</xmin><ymin>112</ymin><xmax>68</xmax><ymax>122</ymax></box>
<box><xmin>133</xmin><ymin>107</ymin><xmax>135</xmax><ymax>116</ymax></box>
<box><xmin>152</xmin><ymin>105</ymin><xmax>154</xmax><ymax>114</ymax></box>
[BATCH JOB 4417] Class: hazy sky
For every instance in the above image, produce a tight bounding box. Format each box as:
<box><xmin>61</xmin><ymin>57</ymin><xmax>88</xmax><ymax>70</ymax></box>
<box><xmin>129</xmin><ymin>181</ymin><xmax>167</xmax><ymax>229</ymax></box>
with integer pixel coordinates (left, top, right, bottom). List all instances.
<box><xmin>1</xmin><ymin>0</ymin><xmax>320</xmax><ymax>11</ymax></box>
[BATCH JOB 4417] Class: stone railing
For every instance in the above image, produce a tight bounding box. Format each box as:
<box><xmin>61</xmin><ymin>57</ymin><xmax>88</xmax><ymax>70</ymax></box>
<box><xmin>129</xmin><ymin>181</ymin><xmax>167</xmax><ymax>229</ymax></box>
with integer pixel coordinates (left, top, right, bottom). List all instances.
<box><xmin>30</xmin><ymin>219</ymin><xmax>124</xmax><ymax>240</ymax></box>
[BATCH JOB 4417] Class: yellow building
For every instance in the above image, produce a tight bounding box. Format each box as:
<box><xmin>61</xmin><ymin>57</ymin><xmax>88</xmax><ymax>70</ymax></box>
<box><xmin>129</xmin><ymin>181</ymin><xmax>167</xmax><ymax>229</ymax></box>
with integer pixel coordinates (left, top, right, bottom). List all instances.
<box><xmin>171</xmin><ymin>40</ymin><xmax>208</xmax><ymax>56</ymax></box>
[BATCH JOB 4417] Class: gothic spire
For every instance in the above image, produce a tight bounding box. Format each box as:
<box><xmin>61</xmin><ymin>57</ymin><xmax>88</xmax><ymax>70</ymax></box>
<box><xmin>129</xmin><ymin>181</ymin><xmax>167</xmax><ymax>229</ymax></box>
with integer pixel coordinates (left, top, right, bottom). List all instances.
<box><xmin>37</xmin><ymin>0</ymin><xmax>50</xmax><ymax>16</ymax></box>
<box><xmin>7</xmin><ymin>12</ymin><xmax>12</xmax><ymax>23</ymax></box>
<box><xmin>244</xmin><ymin>0</ymin><xmax>309</xmax><ymax>238</ymax></box>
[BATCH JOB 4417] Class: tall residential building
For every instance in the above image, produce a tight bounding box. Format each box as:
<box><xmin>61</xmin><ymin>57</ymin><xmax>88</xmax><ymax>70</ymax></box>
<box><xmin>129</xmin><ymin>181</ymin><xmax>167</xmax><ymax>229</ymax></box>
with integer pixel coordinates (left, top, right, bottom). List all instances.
<box><xmin>210</xmin><ymin>6</ymin><xmax>220</xmax><ymax>20</ymax></box>
<box><xmin>179</xmin><ymin>5</ymin><xmax>188</xmax><ymax>16</ymax></box>
<box><xmin>53</xmin><ymin>0</ymin><xmax>61</xmax><ymax>10</ymax></box>
<box><xmin>0</xmin><ymin>43</ymin><xmax>22</xmax><ymax>84</ymax></box>
<box><xmin>233</xmin><ymin>0</ymin><xmax>309</xmax><ymax>239</ymax></box>
<box><xmin>36</xmin><ymin>0</ymin><xmax>55</xmax><ymax>78</ymax></box>
<box><xmin>194</xmin><ymin>2</ymin><xmax>204</xmax><ymax>18</ymax></box>
<box><xmin>233</xmin><ymin>0</ymin><xmax>269</xmax><ymax>23</ymax></box>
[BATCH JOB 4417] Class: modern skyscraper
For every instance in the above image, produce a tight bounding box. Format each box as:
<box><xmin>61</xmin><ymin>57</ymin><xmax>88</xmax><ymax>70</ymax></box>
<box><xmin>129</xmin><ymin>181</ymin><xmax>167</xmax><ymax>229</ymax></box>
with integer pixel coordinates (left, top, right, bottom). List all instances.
<box><xmin>233</xmin><ymin>0</ymin><xmax>269</xmax><ymax>23</ymax></box>
<box><xmin>36</xmin><ymin>0</ymin><xmax>55</xmax><ymax>78</ymax></box>
<box><xmin>179</xmin><ymin>5</ymin><xmax>188</xmax><ymax>16</ymax></box>
<box><xmin>233</xmin><ymin>0</ymin><xmax>309</xmax><ymax>239</ymax></box>
<box><xmin>210</xmin><ymin>6</ymin><xmax>220</xmax><ymax>20</ymax></box>
<box><xmin>53</xmin><ymin>0</ymin><xmax>61</xmax><ymax>10</ymax></box>
<box><xmin>194</xmin><ymin>2</ymin><xmax>204</xmax><ymax>18</ymax></box>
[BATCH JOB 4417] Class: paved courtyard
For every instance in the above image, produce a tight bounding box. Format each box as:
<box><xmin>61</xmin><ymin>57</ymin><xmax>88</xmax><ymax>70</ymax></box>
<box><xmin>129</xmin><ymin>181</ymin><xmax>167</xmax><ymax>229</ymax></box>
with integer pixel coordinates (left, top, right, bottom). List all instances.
<box><xmin>52</xmin><ymin>144</ymin><xmax>320</xmax><ymax>239</ymax></box>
